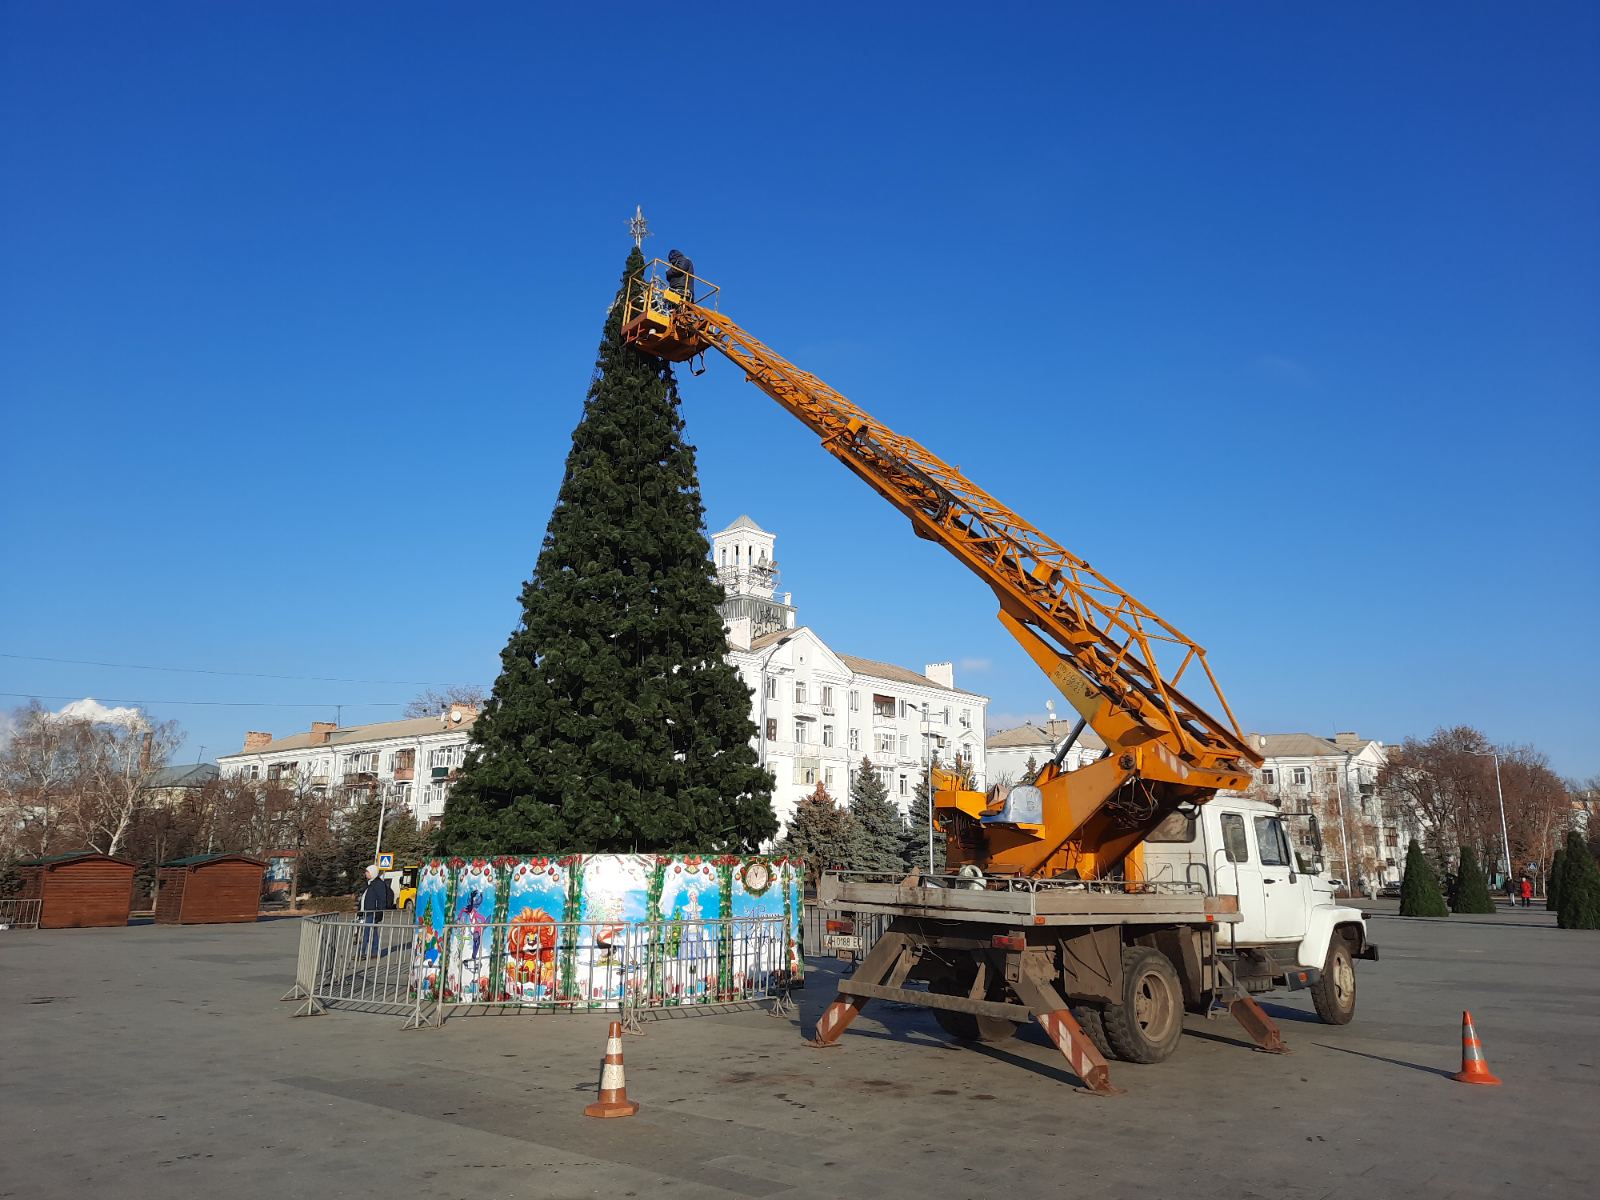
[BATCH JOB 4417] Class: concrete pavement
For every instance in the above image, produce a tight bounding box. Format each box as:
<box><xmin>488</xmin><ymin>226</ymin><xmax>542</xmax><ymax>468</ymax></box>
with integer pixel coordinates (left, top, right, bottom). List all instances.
<box><xmin>1</xmin><ymin>907</ymin><xmax>1595</xmax><ymax>1199</ymax></box>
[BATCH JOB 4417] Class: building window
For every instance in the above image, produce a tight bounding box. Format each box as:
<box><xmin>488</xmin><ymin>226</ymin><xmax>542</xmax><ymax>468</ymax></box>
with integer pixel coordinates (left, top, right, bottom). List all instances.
<box><xmin>1292</xmin><ymin>767</ymin><xmax>1308</xmax><ymax>787</ymax></box>
<box><xmin>825</xmin><ymin>767</ymin><xmax>835</xmax><ymax>789</ymax></box>
<box><xmin>960</xmin><ymin>708</ymin><xmax>971</xmax><ymax>729</ymax></box>
<box><xmin>848</xmin><ymin>690</ymin><xmax>860</xmax><ymax>711</ymax></box>
<box><xmin>897</xmin><ymin>699</ymin><xmax>907</xmax><ymax>719</ymax></box>
<box><xmin>765</xmin><ymin>677</ymin><xmax>778</xmax><ymax>700</ymax></box>
<box><xmin>849</xmin><ymin>729</ymin><xmax>860</xmax><ymax>751</ymax></box>
<box><xmin>766</xmin><ymin>718</ymin><xmax>778</xmax><ymax>741</ymax></box>
<box><xmin>392</xmin><ymin>749</ymin><xmax>415</xmax><ymax>772</ymax></box>
<box><xmin>899</xmin><ymin>775</ymin><xmax>908</xmax><ymax>796</ymax></box>
<box><xmin>876</xmin><ymin>732</ymin><xmax>895</xmax><ymax>755</ymax></box>
<box><xmin>821</xmin><ymin>685</ymin><xmax>834</xmax><ymax>708</ymax></box>
<box><xmin>1262</xmin><ymin>768</ymin><xmax>1276</xmax><ymax>786</ymax></box>
<box><xmin>794</xmin><ymin>681</ymin><xmax>807</xmax><ymax>703</ymax></box>
<box><xmin>942</xmin><ymin>706</ymin><xmax>950</xmax><ymax>725</ymax></box>
<box><xmin>802</xmin><ymin>766</ymin><xmax>817</xmax><ymax>785</ymax></box>
<box><xmin>395</xmin><ymin>782</ymin><xmax>412</xmax><ymax>808</ymax></box>
<box><xmin>794</xmin><ymin>721</ymin><xmax>809</xmax><ymax>744</ymax></box>
<box><xmin>429</xmin><ymin>746</ymin><xmax>462</xmax><ymax>770</ymax></box>
<box><xmin>873</xmin><ymin>694</ymin><xmax>894</xmax><ymax>719</ymax></box>
<box><xmin>899</xmin><ymin>735</ymin><xmax>909</xmax><ymax>757</ymax></box>
<box><xmin>822</xmin><ymin>725</ymin><xmax>834</xmax><ymax>747</ymax></box>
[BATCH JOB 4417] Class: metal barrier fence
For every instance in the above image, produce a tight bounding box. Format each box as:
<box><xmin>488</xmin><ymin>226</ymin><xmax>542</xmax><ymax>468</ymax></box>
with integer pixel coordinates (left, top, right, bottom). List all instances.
<box><xmin>0</xmin><ymin>898</ymin><xmax>42</xmax><ymax>929</ymax></box>
<box><xmin>283</xmin><ymin>911</ymin><xmax>792</xmax><ymax>1027</ymax></box>
<box><xmin>283</xmin><ymin>910</ymin><xmax>420</xmax><ymax>1018</ymax></box>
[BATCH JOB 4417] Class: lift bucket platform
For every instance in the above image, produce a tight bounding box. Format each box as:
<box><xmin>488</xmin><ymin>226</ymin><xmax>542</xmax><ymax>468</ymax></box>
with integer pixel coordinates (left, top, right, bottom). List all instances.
<box><xmin>621</xmin><ymin>259</ymin><xmax>719</xmax><ymax>362</ymax></box>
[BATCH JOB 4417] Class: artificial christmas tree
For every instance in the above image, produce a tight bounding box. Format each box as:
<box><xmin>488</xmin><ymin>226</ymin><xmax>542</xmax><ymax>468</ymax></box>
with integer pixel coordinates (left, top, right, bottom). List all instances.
<box><xmin>439</xmin><ymin>248</ymin><xmax>775</xmax><ymax>854</ymax></box>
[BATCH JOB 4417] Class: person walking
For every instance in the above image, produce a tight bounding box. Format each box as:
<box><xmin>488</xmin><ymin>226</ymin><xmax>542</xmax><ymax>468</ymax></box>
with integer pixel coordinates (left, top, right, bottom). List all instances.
<box><xmin>357</xmin><ymin>863</ymin><xmax>395</xmax><ymax>956</ymax></box>
<box><xmin>1520</xmin><ymin>876</ymin><xmax>1534</xmax><ymax>908</ymax></box>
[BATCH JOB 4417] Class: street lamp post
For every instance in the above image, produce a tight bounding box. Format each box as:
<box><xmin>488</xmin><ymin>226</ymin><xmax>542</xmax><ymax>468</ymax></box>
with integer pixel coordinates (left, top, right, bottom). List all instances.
<box><xmin>1476</xmin><ymin>750</ymin><xmax>1514</xmax><ymax>891</ymax></box>
<box><xmin>909</xmin><ymin>701</ymin><xmax>936</xmax><ymax>875</ymax></box>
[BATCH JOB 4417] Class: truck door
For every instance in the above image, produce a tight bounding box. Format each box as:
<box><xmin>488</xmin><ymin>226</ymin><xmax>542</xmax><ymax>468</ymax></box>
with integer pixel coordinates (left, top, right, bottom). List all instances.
<box><xmin>1214</xmin><ymin>810</ymin><xmax>1267</xmax><ymax>943</ymax></box>
<box><xmin>1253</xmin><ymin>815</ymin><xmax>1308</xmax><ymax>941</ymax></box>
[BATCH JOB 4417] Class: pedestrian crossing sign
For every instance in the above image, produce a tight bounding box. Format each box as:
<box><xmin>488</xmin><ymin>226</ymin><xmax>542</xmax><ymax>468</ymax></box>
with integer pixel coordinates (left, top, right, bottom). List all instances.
<box><xmin>378</xmin><ymin>853</ymin><xmax>394</xmax><ymax>870</ymax></box>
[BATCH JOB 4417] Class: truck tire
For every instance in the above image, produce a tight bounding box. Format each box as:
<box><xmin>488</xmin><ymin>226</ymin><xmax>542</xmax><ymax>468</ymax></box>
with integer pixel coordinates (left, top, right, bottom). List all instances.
<box><xmin>929</xmin><ymin>975</ymin><xmax>1019</xmax><ymax>1044</ymax></box>
<box><xmin>1311</xmin><ymin>937</ymin><xmax>1356</xmax><ymax>1025</ymax></box>
<box><xmin>1071</xmin><ymin>1004</ymin><xmax>1114</xmax><ymax>1060</ymax></box>
<box><xmin>1101</xmin><ymin>946</ymin><xmax>1185</xmax><ymax>1064</ymax></box>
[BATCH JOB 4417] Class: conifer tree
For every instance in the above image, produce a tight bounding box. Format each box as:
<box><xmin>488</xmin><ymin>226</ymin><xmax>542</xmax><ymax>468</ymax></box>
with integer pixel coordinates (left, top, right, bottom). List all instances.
<box><xmin>903</xmin><ymin>776</ymin><xmax>948</xmax><ymax>874</ymax></box>
<box><xmin>1556</xmin><ymin>830</ymin><xmax>1600</xmax><ymax>930</ymax></box>
<box><xmin>1545</xmin><ymin>846</ymin><xmax>1565</xmax><ymax>911</ymax></box>
<box><xmin>439</xmin><ymin>248</ymin><xmax>776</xmax><ymax>855</ymax></box>
<box><xmin>778</xmin><ymin>783</ymin><xmax>858</xmax><ymax>889</ymax></box>
<box><xmin>1451</xmin><ymin>846</ymin><xmax>1495</xmax><ymax>914</ymax></box>
<box><xmin>1398</xmin><ymin>838</ymin><xmax>1449</xmax><ymax>917</ymax></box>
<box><xmin>846</xmin><ymin>758</ymin><xmax>908</xmax><ymax>872</ymax></box>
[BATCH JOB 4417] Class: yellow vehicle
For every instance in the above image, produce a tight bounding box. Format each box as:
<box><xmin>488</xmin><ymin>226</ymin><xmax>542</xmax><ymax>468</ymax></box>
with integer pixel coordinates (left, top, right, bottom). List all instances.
<box><xmin>379</xmin><ymin>864</ymin><xmax>420</xmax><ymax>913</ymax></box>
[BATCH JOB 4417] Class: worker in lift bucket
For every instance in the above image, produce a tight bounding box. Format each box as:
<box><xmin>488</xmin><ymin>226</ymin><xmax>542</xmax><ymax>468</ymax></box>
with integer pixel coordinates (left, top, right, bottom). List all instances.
<box><xmin>665</xmin><ymin>248</ymin><xmax>696</xmax><ymax>303</ymax></box>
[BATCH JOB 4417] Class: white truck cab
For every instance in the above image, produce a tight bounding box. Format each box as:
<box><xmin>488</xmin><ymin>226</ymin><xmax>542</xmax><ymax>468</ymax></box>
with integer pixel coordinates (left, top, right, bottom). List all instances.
<box><xmin>1142</xmin><ymin>794</ymin><xmax>1377</xmax><ymax>1023</ymax></box>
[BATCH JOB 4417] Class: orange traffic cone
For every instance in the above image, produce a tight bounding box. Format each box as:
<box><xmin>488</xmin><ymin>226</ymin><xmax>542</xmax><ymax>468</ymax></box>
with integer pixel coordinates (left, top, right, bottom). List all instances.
<box><xmin>1451</xmin><ymin>1011</ymin><xmax>1502</xmax><ymax>1086</ymax></box>
<box><xmin>584</xmin><ymin>1020</ymin><xmax>641</xmax><ymax>1118</ymax></box>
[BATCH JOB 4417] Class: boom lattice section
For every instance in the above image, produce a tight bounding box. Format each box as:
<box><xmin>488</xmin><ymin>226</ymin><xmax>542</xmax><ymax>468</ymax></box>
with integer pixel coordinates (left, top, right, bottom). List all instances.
<box><xmin>621</xmin><ymin>268</ymin><xmax>1258</xmax><ymax>784</ymax></box>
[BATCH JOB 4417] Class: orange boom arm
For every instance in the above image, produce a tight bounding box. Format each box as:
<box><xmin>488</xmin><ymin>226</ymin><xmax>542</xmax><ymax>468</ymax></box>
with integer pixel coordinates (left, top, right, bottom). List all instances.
<box><xmin>622</xmin><ymin>262</ymin><xmax>1260</xmax><ymax>878</ymax></box>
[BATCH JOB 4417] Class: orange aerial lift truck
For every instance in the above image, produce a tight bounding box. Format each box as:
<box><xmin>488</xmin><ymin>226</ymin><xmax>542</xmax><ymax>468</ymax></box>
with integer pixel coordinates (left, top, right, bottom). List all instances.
<box><xmin>621</xmin><ymin>260</ymin><xmax>1376</xmax><ymax>1095</ymax></box>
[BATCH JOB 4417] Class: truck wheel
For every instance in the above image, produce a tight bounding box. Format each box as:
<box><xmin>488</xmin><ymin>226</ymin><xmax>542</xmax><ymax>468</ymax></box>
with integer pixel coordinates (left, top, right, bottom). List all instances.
<box><xmin>929</xmin><ymin>976</ymin><xmax>1019</xmax><ymax>1044</ymax></box>
<box><xmin>1311</xmin><ymin>938</ymin><xmax>1356</xmax><ymax>1025</ymax></box>
<box><xmin>1070</xmin><ymin>1004</ymin><xmax>1115</xmax><ymax>1060</ymax></box>
<box><xmin>1102</xmin><ymin>946</ymin><xmax>1185</xmax><ymax>1064</ymax></box>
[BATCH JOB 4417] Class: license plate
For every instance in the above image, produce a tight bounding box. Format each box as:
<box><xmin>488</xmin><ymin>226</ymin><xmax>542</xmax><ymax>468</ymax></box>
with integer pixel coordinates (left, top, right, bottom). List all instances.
<box><xmin>825</xmin><ymin>934</ymin><xmax>863</xmax><ymax>951</ymax></box>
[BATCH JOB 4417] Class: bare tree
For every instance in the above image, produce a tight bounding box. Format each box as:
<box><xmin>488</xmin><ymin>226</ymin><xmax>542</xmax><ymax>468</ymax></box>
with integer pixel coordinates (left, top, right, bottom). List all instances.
<box><xmin>78</xmin><ymin>717</ymin><xmax>182</xmax><ymax>857</ymax></box>
<box><xmin>1381</xmin><ymin>726</ymin><xmax>1575</xmax><ymax>883</ymax></box>
<box><xmin>403</xmin><ymin>684</ymin><xmax>486</xmax><ymax>719</ymax></box>
<box><xmin>0</xmin><ymin>703</ymin><xmax>83</xmax><ymax>859</ymax></box>
<box><xmin>0</xmin><ymin>702</ymin><xmax>182</xmax><ymax>860</ymax></box>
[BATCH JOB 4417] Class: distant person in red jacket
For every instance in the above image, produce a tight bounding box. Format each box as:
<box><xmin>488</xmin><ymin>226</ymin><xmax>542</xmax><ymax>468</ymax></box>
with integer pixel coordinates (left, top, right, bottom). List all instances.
<box><xmin>1520</xmin><ymin>876</ymin><xmax>1533</xmax><ymax>907</ymax></box>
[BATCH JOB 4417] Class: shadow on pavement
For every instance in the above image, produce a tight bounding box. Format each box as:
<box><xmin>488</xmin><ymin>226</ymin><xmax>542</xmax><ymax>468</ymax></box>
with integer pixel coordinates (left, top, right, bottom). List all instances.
<box><xmin>1314</xmin><ymin>1043</ymin><xmax>1455</xmax><ymax>1079</ymax></box>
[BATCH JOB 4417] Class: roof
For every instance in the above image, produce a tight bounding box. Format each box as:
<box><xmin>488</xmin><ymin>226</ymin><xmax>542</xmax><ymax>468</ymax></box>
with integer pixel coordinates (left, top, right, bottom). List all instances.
<box><xmin>1247</xmin><ymin>732</ymin><xmax>1345</xmax><ymax>759</ymax></box>
<box><xmin>221</xmin><ymin>713</ymin><xmax>478</xmax><ymax>758</ymax></box>
<box><xmin>147</xmin><ymin>763</ymin><xmax>219</xmax><ymax>789</ymax></box>
<box><xmin>161</xmin><ymin>852</ymin><xmax>266</xmax><ymax>868</ymax></box>
<box><xmin>986</xmin><ymin>720</ymin><xmax>1107</xmax><ymax>751</ymax></box>
<box><xmin>837</xmin><ymin>654</ymin><xmax>965</xmax><ymax>693</ymax></box>
<box><xmin>716</xmin><ymin>514</ymin><xmax>769</xmax><ymax>535</ymax></box>
<box><xmin>750</xmin><ymin>629</ymin><xmax>795</xmax><ymax>651</ymax></box>
<box><xmin>18</xmin><ymin>851</ymin><xmax>136</xmax><ymax>868</ymax></box>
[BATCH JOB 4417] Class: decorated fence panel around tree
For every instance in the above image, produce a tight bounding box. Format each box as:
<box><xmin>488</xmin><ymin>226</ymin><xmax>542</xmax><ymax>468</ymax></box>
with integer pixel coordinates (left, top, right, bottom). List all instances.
<box><xmin>410</xmin><ymin>854</ymin><xmax>803</xmax><ymax>1008</ymax></box>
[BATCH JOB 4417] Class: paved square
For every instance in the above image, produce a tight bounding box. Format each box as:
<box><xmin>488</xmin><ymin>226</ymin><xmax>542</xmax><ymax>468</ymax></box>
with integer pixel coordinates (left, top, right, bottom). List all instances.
<box><xmin>2</xmin><ymin>905</ymin><xmax>1594</xmax><ymax>1198</ymax></box>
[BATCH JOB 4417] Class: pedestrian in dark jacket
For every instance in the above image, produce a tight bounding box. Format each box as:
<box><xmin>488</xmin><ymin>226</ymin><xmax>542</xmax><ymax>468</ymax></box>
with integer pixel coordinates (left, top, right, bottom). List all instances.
<box><xmin>666</xmin><ymin>248</ymin><xmax>695</xmax><ymax>302</ymax></box>
<box><xmin>357</xmin><ymin>864</ymin><xmax>394</xmax><ymax>956</ymax></box>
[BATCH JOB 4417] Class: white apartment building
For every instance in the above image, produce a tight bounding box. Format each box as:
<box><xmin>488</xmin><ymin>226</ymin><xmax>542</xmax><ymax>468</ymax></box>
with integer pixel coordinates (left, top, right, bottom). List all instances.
<box><xmin>715</xmin><ymin>516</ymin><xmax>988</xmax><ymax>829</ymax></box>
<box><xmin>1246</xmin><ymin>731</ymin><xmax>1402</xmax><ymax>889</ymax></box>
<box><xmin>216</xmin><ymin>704</ymin><xmax>477</xmax><ymax>825</ymax></box>
<box><xmin>985</xmin><ymin>719</ymin><xmax>1108</xmax><ymax>784</ymax></box>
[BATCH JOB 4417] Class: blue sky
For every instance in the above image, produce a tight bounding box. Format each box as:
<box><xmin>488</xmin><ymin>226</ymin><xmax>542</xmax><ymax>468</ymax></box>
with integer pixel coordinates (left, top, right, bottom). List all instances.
<box><xmin>2</xmin><ymin>3</ymin><xmax>1596</xmax><ymax>777</ymax></box>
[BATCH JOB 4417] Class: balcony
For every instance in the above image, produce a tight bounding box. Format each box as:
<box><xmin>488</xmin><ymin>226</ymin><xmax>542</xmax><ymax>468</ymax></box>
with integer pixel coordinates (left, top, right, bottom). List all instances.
<box><xmin>393</xmin><ymin>767</ymin><xmax>414</xmax><ymax>781</ymax></box>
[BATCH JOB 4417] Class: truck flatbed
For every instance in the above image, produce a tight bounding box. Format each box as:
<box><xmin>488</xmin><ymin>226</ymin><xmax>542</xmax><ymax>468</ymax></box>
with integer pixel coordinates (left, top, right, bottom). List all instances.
<box><xmin>818</xmin><ymin>872</ymin><xmax>1241</xmax><ymax>926</ymax></box>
